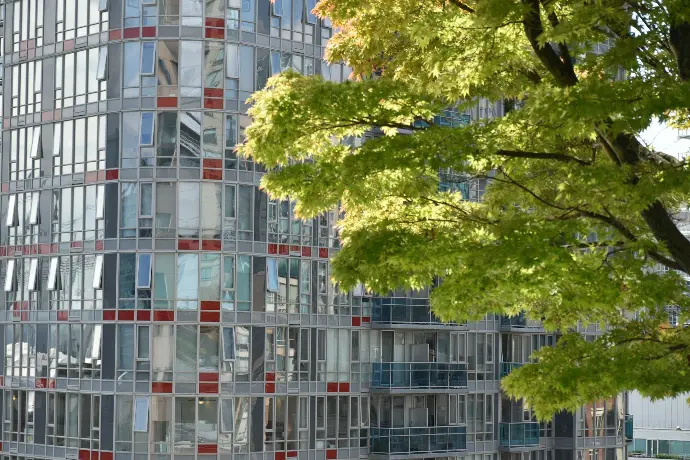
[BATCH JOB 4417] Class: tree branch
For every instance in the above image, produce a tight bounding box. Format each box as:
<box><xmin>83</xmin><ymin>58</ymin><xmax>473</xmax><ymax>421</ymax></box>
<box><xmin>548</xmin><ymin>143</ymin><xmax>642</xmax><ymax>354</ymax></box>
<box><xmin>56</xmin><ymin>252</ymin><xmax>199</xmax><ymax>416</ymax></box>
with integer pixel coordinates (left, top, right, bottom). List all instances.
<box><xmin>447</xmin><ymin>0</ymin><xmax>475</xmax><ymax>14</ymax></box>
<box><xmin>497</xmin><ymin>149</ymin><xmax>593</xmax><ymax>165</ymax></box>
<box><xmin>670</xmin><ymin>21</ymin><xmax>690</xmax><ymax>81</ymax></box>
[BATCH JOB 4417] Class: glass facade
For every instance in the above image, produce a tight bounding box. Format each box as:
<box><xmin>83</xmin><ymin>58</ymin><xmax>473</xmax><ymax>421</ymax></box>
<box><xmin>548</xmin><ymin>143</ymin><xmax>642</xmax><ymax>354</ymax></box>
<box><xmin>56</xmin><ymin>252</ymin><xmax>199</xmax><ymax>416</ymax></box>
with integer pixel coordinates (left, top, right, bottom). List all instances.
<box><xmin>0</xmin><ymin>1</ymin><xmax>629</xmax><ymax>460</ymax></box>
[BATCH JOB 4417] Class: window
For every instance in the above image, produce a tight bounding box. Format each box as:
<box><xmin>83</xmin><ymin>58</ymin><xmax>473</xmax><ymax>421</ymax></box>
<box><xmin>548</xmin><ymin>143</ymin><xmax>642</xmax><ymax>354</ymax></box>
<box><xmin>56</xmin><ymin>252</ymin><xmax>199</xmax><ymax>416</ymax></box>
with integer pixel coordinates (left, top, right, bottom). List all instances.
<box><xmin>137</xmin><ymin>254</ymin><xmax>152</xmax><ymax>289</ymax></box>
<box><xmin>226</xmin><ymin>44</ymin><xmax>239</xmax><ymax>79</ymax></box>
<box><xmin>133</xmin><ymin>397</ymin><xmax>150</xmax><ymax>432</ymax></box>
<box><xmin>140</xmin><ymin>112</ymin><xmax>155</xmax><ymax>146</ymax></box>
<box><xmin>55</xmin><ymin>47</ymin><xmax>106</xmax><ymax>108</ymax></box>
<box><xmin>30</xmin><ymin>127</ymin><xmax>42</xmax><ymax>159</ymax></box>
<box><xmin>223</xmin><ymin>327</ymin><xmax>235</xmax><ymax>360</ymax></box>
<box><xmin>48</xmin><ymin>257</ymin><xmax>60</xmax><ymax>291</ymax></box>
<box><xmin>4</xmin><ymin>260</ymin><xmax>16</xmax><ymax>292</ymax></box>
<box><xmin>141</xmin><ymin>42</ymin><xmax>156</xmax><ymax>75</ymax></box>
<box><xmin>96</xmin><ymin>47</ymin><xmax>108</xmax><ymax>81</ymax></box>
<box><xmin>93</xmin><ymin>255</ymin><xmax>103</xmax><ymax>289</ymax></box>
<box><xmin>29</xmin><ymin>192</ymin><xmax>40</xmax><ymax>225</ymax></box>
<box><xmin>267</xmin><ymin>258</ymin><xmax>279</xmax><ymax>293</ymax></box>
<box><xmin>220</xmin><ymin>398</ymin><xmax>233</xmax><ymax>433</ymax></box>
<box><xmin>6</xmin><ymin>195</ymin><xmax>17</xmax><ymax>227</ymax></box>
<box><xmin>28</xmin><ymin>259</ymin><xmax>39</xmax><ymax>291</ymax></box>
<box><xmin>56</xmin><ymin>0</ymin><xmax>109</xmax><ymax>40</ymax></box>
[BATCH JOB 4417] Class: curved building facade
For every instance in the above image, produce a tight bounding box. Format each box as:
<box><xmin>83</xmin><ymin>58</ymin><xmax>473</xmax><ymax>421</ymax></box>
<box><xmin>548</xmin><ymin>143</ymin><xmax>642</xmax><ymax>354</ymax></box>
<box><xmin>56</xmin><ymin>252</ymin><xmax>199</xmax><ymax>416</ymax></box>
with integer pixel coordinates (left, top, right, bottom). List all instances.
<box><xmin>0</xmin><ymin>1</ymin><xmax>629</xmax><ymax>460</ymax></box>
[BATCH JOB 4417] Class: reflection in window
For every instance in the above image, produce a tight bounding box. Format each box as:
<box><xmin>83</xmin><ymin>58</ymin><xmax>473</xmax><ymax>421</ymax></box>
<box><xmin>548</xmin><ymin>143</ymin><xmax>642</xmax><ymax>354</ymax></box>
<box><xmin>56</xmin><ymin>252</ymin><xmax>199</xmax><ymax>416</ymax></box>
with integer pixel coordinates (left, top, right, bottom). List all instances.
<box><xmin>180</xmin><ymin>41</ymin><xmax>203</xmax><ymax>96</ymax></box>
<box><xmin>12</xmin><ymin>0</ymin><xmax>44</xmax><ymax>51</ymax></box>
<box><xmin>204</xmin><ymin>42</ymin><xmax>224</xmax><ymax>89</ymax></box>
<box><xmin>178</xmin><ymin>182</ymin><xmax>200</xmax><ymax>238</ymax></box>
<box><xmin>201</xmin><ymin>183</ymin><xmax>222</xmax><ymax>239</ymax></box>
<box><xmin>56</xmin><ymin>0</ymin><xmax>109</xmax><ymax>41</ymax></box>
<box><xmin>177</xmin><ymin>254</ymin><xmax>198</xmax><ymax>309</ymax></box>
<box><xmin>200</xmin><ymin>254</ymin><xmax>221</xmax><ymax>301</ymax></box>
<box><xmin>180</xmin><ymin>112</ymin><xmax>201</xmax><ymax>166</ymax></box>
<box><xmin>55</xmin><ymin>47</ymin><xmax>106</xmax><ymax>108</ymax></box>
<box><xmin>156</xmin><ymin>112</ymin><xmax>178</xmax><ymax>166</ymax></box>
<box><xmin>155</xmin><ymin>182</ymin><xmax>176</xmax><ymax>238</ymax></box>
<box><xmin>12</xmin><ymin>61</ymin><xmax>42</xmax><ymax>117</ymax></box>
<box><xmin>199</xmin><ymin>326</ymin><xmax>220</xmax><ymax>371</ymax></box>
<box><xmin>157</xmin><ymin>41</ymin><xmax>179</xmax><ymax>95</ymax></box>
<box><xmin>154</xmin><ymin>254</ymin><xmax>175</xmax><ymax>309</ymax></box>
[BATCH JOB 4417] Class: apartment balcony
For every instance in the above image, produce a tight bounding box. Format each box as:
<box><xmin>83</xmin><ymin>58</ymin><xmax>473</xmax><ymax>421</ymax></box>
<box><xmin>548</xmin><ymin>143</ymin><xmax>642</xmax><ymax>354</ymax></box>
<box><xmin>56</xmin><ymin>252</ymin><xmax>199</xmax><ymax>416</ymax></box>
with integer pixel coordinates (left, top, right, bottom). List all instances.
<box><xmin>372</xmin><ymin>298</ymin><xmax>465</xmax><ymax>328</ymax></box>
<box><xmin>499</xmin><ymin>422</ymin><xmax>540</xmax><ymax>448</ymax></box>
<box><xmin>500</xmin><ymin>362</ymin><xmax>524</xmax><ymax>378</ymax></box>
<box><xmin>625</xmin><ymin>415</ymin><xmax>633</xmax><ymax>442</ymax></box>
<box><xmin>371</xmin><ymin>362</ymin><xmax>468</xmax><ymax>391</ymax></box>
<box><xmin>500</xmin><ymin>312</ymin><xmax>543</xmax><ymax>331</ymax></box>
<box><xmin>370</xmin><ymin>425</ymin><xmax>467</xmax><ymax>456</ymax></box>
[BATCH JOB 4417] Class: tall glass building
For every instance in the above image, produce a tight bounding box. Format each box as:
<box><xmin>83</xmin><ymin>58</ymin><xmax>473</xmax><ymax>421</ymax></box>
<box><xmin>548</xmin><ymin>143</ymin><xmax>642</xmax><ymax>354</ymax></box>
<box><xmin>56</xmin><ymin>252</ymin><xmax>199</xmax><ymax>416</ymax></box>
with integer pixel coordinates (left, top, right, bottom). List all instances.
<box><xmin>0</xmin><ymin>1</ymin><xmax>631</xmax><ymax>460</ymax></box>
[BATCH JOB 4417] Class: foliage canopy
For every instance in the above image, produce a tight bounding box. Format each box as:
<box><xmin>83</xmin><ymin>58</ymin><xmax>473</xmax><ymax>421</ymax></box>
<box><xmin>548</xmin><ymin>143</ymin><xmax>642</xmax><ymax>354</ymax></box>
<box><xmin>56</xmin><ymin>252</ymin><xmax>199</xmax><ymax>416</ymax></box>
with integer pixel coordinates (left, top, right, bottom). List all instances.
<box><xmin>240</xmin><ymin>0</ymin><xmax>690</xmax><ymax>418</ymax></box>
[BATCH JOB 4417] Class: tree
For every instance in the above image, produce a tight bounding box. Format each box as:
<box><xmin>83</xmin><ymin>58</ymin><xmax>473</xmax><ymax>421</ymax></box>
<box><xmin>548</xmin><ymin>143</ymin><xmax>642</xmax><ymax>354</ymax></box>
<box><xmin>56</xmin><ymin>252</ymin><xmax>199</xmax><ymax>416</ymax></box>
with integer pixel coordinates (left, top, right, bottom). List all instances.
<box><xmin>240</xmin><ymin>0</ymin><xmax>690</xmax><ymax>418</ymax></box>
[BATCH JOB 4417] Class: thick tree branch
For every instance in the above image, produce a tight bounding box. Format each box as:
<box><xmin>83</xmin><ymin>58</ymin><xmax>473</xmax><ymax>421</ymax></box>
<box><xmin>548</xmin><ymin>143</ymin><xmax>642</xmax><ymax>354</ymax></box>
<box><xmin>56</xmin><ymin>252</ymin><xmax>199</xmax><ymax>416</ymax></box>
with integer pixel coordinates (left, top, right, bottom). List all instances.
<box><xmin>521</xmin><ymin>0</ymin><xmax>578</xmax><ymax>87</ymax></box>
<box><xmin>543</xmin><ymin>7</ymin><xmax>574</xmax><ymax>69</ymax></box>
<box><xmin>447</xmin><ymin>0</ymin><xmax>475</xmax><ymax>14</ymax></box>
<box><xmin>670</xmin><ymin>21</ymin><xmax>690</xmax><ymax>81</ymax></box>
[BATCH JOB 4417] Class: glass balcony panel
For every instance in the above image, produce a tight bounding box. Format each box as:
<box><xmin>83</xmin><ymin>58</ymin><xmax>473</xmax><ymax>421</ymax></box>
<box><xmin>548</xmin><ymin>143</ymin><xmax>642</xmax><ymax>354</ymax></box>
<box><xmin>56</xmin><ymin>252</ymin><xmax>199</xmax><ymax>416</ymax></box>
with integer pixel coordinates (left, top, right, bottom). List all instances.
<box><xmin>500</xmin><ymin>362</ymin><xmax>524</xmax><ymax>378</ymax></box>
<box><xmin>500</xmin><ymin>312</ymin><xmax>542</xmax><ymax>329</ymax></box>
<box><xmin>372</xmin><ymin>298</ymin><xmax>465</xmax><ymax>326</ymax></box>
<box><xmin>371</xmin><ymin>362</ymin><xmax>468</xmax><ymax>389</ymax></box>
<box><xmin>370</xmin><ymin>426</ymin><xmax>467</xmax><ymax>455</ymax></box>
<box><xmin>625</xmin><ymin>414</ymin><xmax>633</xmax><ymax>441</ymax></box>
<box><xmin>499</xmin><ymin>422</ymin><xmax>540</xmax><ymax>447</ymax></box>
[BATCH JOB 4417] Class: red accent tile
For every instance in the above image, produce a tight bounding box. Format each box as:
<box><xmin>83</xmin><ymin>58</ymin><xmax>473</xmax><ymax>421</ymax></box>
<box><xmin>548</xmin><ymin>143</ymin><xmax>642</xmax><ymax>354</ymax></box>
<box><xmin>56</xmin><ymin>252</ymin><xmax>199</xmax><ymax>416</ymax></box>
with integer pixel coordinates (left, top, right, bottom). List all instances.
<box><xmin>152</xmin><ymin>382</ymin><xmax>173</xmax><ymax>393</ymax></box>
<box><xmin>198</xmin><ymin>444</ymin><xmax>218</xmax><ymax>454</ymax></box>
<box><xmin>79</xmin><ymin>449</ymin><xmax>90</xmax><ymax>460</ymax></box>
<box><xmin>205</xmin><ymin>17</ymin><xmax>226</xmax><ymax>27</ymax></box>
<box><xmin>199</xmin><ymin>383</ymin><xmax>219</xmax><ymax>393</ymax></box>
<box><xmin>96</xmin><ymin>240</ymin><xmax>104</xmax><ymax>251</ymax></box>
<box><xmin>91</xmin><ymin>451</ymin><xmax>100</xmax><ymax>460</ymax></box>
<box><xmin>301</xmin><ymin>246</ymin><xmax>312</xmax><ymax>257</ymax></box>
<box><xmin>118</xmin><ymin>310</ymin><xmax>135</xmax><ymax>321</ymax></box>
<box><xmin>157</xmin><ymin>96</ymin><xmax>178</xmax><ymax>108</ymax></box>
<box><xmin>289</xmin><ymin>245</ymin><xmax>300</xmax><ymax>254</ymax></box>
<box><xmin>178</xmin><ymin>239</ymin><xmax>200</xmax><ymax>250</ymax></box>
<box><xmin>205</xmin><ymin>27</ymin><xmax>225</xmax><ymax>39</ymax></box>
<box><xmin>265</xmin><ymin>383</ymin><xmax>275</xmax><ymax>393</ymax></box>
<box><xmin>202</xmin><ymin>239</ymin><xmax>221</xmax><ymax>251</ymax></box>
<box><xmin>199</xmin><ymin>372</ymin><xmax>219</xmax><ymax>382</ymax></box>
<box><xmin>204</xmin><ymin>88</ymin><xmax>224</xmax><ymax>99</ymax></box>
<box><xmin>105</xmin><ymin>169</ymin><xmax>119</xmax><ymax>180</ymax></box>
<box><xmin>53</xmin><ymin>109</ymin><xmax>62</xmax><ymax>120</ymax></box>
<box><xmin>48</xmin><ymin>379</ymin><xmax>56</xmax><ymax>389</ymax></box>
<box><xmin>103</xmin><ymin>310</ymin><xmax>116</xmax><ymax>321</ymax></box>
<box><xmin>319</xmin><ymin>248</ymin><xmax>329</xmax><ymax>258</ymax></box>
<box><xmin>101</xmin><ymin>453</ymin><xmax>113</xmax><ymax>460</ymax></box>
<box><xmin>109</xmin><ymin>29</ymin><xmax>122</xmax><ymax>40</ymax></box>
<box><xmin>201</xmin><ymin>301</ymin><xmax>220</xmax><ymax>311</ymax></box>
<box><xmin>351</xmin><ymin>316</ymin><xmax>361</xmax><ymax>327</ymax></box>
<box><xmin>362</xmin><ymin>316</ymin><xmax>370</xmax><ymax>323</ymax></box>
<box><xmin>203</xmin><ymin>158</ymin><xmax>223</xmax><ymax>168</ymax></box>
<box><xmin>63</xmin><ymin>40</ymin><xmax>75</xmax><ymax>51</ymax></box>
<box><xmin>275</xmin><ymin>452</ymin><xmax>287</xmax><ymax>460</ymax></box>
<box><xmin>265</xmin><ymin>372</ymin><xmax>275</xmax><ymax>382</ymax></box>
<box><xmin>153</xmin><ymin>310</ymin><xmax>175</xmax><ymax>321</ymax></box>
<box><xmin>0</xmin><ymin>376</ymin><xmax>4</xmax><ymax>387</ymax></box>
<box><xmin>287</xmin><ymin>451</ymin><xmax>298</xmax><ymax>458</ymax></box>
<box><xmin>279</xmin><ymin>245</ymin><xmax>289</xmax><ymax>255</ymax></box>
<box><xmin>71</xmin><ymin>241</ymin><xmax>83</xmax><ymax>249</ymax></box>
<box><xmin>137</xmin><ymin>310</ymin><xmax>151</xmax><ymax>321</ymax></box>
<box><xmin>35</xmin><ymin>378</ymin><xmax>47</xmax><ymax>388</ymax></box>
<box><xmin>123</xmin><ymin>27</ymin><xmax>140</xmax><ymax>39</ymax></box>
<box><xmin>57</xmin><ymin>311</ymin><xmax>68</xmax><ymax>321</ymax></box>
<box><xmin>85</xmin><ymin>171</ymin><xmax>99</xmax><ymax>183</ymax></box>
<box><xmin>51</xmin><ymin>243</ymin><xmax>59</xmax><ymax>253</ymax></box>
<box><xmin>42</xmin><ymin>111</ymin><xmax>54</xmax><ymax>122</ymax></box>
<box><xmin>203</xmin><ymin>168</ymin><xmax>223</xmax><ymax>180</ymax></box>
<box><xmin>200</xmin><ymin>311</ymin><xmax>220</xmax><ymax>323</ymax></box>
<box><xmin>268</xmin><ymin>243</ymin><xmax>278</xmax><ymax>254</ymax></box>
<box><xmin>142</xmin><ymin>26</ymin><xmax>157</xmax><ymax>37</ymax></box>
<box><xmin>327</xmin><ymin>382</ymin><xmax>338</xmax><ymax>392</ymax></box>
<box><xmin>204</xmin><ymin>97</ymin><xmax>223</xmax><ymax>109</ymax></box>
<box><xmin>339</xmin><ymin>382</ymin><xmax>350</xmax><ymax>392</ymax></box>
<box><xmin>326</xmin><ymin>449</ymin><xmax>337</xmax><ymax>460</ymax></box>
<box><xmin>0</xmin><ymin>246</ymin><xmax>5</xmax><ymax>257</ymax></box>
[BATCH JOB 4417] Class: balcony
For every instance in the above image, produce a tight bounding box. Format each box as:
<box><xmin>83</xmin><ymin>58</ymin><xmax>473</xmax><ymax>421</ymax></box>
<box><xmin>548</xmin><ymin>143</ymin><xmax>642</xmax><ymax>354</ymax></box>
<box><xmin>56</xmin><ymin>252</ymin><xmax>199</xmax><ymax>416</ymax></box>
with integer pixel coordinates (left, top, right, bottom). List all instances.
<box><xmin>500</xmin><ymin>362</ymin><xmax>524</xmax><ymax>378</ymax></box>
<box><xmin>625</xmin><ymin>415</ymin><xmax>633</xmax><ymax>442</ymax></box>
<box><xmin>371</xmin><ymin>362</ymin><xmax>468</xmax><ymax>390</ymax></box>
<box><xmin>370</xmin><ymin>426</ymin><xmax>467</xmax><ymax>455</ymax></box>
<box><xmin>372</xmin><ymin>298</ymin><xmax>464</xmax><ymax>327</ymax></box>
<box><xmin>500</xmin><ymin>312</ymin><xmax>543</xmax><ymax>330</ymax></box>
<box><xmin>499</xmin><ymin>422</ymin><xmax>540</xmax><ymax>448</ymax></box>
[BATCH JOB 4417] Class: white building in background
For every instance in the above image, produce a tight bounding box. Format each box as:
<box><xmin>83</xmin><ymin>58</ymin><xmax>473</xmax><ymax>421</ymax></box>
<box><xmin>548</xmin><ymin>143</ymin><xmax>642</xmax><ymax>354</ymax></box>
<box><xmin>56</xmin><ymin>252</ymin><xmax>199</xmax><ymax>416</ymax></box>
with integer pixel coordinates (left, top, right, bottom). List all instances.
<box><xmin>628</xmin><ymin>392</ymin><xmax>690</xmax><ymax>457</ymax></box>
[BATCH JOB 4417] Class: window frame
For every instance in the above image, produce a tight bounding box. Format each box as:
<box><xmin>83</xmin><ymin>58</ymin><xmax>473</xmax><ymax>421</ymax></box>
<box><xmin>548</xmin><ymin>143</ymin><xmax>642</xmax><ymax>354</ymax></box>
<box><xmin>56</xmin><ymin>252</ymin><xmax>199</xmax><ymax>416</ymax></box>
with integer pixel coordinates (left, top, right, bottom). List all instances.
<box><xmin>93</xmin><ymin>255</ymin><xmax>104</xmax><ymax>290</ymax></box>
<box><xmin>96</xmin><ymin>46</ymin><xmax>108</xmax><ymax>81</ymax></box>
<box><xmin>4</xmin><ymin>260</ymin><xmax>16</xmax><ymax>292</ymax></box>
<box><xmin>48</xmin><ymin>257</ymin><xmax>60</xmax><ymax>291</ymax></box>
<box><xmin>140</xmin><ymin>112</ymin><xmax>155</xmax><ymax>146</ymax></box>
<box><xmin>133</xmin><ymin>396</ymin><xmax>150</xmax><ymax>432</ymax></box>
<box><xmin>30</xmin><ymin>127</ymin><xmax>42</xmax><ymax>159</ymax></box>
<box><xmin>137</xmin><ymin>253</ymin><xmax>153</xmax><ymax>289</ymax></box>
<box><xmin>141</xmin><ymin>42</ymin><xmax>156</xmax><ymax>75</ymax></box>
<box><xmin>28</xmin><ymin>258</ymin><xmax>39</xmax><ymax>291</ymax></box>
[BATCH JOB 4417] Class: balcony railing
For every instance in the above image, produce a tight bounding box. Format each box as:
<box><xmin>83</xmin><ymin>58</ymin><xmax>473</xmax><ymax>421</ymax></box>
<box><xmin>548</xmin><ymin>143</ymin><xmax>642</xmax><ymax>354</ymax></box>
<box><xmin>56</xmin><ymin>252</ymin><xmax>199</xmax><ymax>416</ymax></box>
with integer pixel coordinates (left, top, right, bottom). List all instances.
<box><xmin>371</xmin><ymin>362</ymin><xmax>468</xmax><ymax>389</ymax></box>
<box><xmin>625</xmin><ymin>415</ymin><xmax>633</xmax><ymax>442</ymax></box>
<box><xmin>370</xmin><ymin>426</ymin><xmax>467</xmax><ymax>455</ymax></box>
<box><xmin>499</xmin><ymin>422</ymin><xmax>540</xmax><ymax>447</ymax></box>
<box><xmin>500</xmin><ymin>312</ymin><xmax>542</xmax><ymax>329</ymax></box>
<box><xmin>500</xmin><ymin>362</ymin><xmax>524</xmax><ymax>378</ymax></box>
<box><xmin>372</xmin><ymin>299</ymin><xmax>463</xmax><ymax>326</ymax></box>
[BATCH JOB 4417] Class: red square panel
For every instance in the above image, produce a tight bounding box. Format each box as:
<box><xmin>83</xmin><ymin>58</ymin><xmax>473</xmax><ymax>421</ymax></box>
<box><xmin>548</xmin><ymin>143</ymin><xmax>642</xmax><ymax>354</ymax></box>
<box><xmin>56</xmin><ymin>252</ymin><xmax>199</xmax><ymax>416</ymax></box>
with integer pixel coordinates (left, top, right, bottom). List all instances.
<box><xmin>327</xmin><ymin>382</ymin><xmax>338</xmax><ymax>392</ymax></box>
<box><xmin>265</xmin><ymin>383</ymin><xmax>275</xmax><ymax>393</ymax></box>
<box><xmin>103</xmin><ymin>310</ymin><xmax>116</xmax><ymax>321</ymax></box>
<box><xmin>199</xmin><ymin>383</ymin><xmax>219</xmax><ymax>393</ymax></box>
<box><xmin>319</xmin><ymin>248</ymin><xmax>329</xmax><ymax>258</ymax></box>
<box><xmin>301</xmin><ymin>246</ymin><xmax>312</xmax><ymax>257</ymax></box>
<box><xmin>339</xmin><ymin>382</ymin><xmax>350</xmax><ymax>392</ymax></box>
<box><xmin>91</xmin><ymin>451</ymin><xmax>100</xmax><ymax>460</ymax></box>
<box><xmin>157</xmin><ymin>97</ymin><xmax>178</xmax><ymax>108</ymax></box>
<box><xmin>35</xmin><ymin>378</ymin><xmax>47</xmax><ymax>389</ymax></box>
<box><xmin>205</xmin><ymin>27</ymin><xmax>225</xmax><ymax>39</ymax></box>
<box><xmin>96</xmin><ymin>240</ymin><xmax>104</xmax><ymax>250</ymax></box>
<box><xmin>351</xmin><ymin>316</ymin><xmax>361</xmax><ymax>327</ymax></box>
<box><xmin>287</xmin><ymin>451</ymin><xmax>298</xmax><ymax>458</ymax></box>
<box><xmin>123</xmin><ymin>27</ymin><xmax>140</xmax><ymax>39</ymax></box>
<box><xmin>200</xmin><ymin>312</ymin><xmax>220</xmax><ymax>323</ymax></box>
<box><xmin>326</xmin><ymin>449</ymin><xmax>337</xmax><ymax>460</ymax></box>
<box><xmin>198</xmin><ymin>444</ymin><xmax>218</xmax><ymax>454</ymax></box>
<box><xmin>279</xmin><ymin>245</ymin><xmax>289</xmax><ymax>255</ymax></box>
<box><xmin>202</xmin><ymin>239</ymin><xmax>221</xmax><ymax>251</ymax></box>
<box><xmin>200</xmin><ymin>301</ymin><xmax>220</xmax><ymax>311</ymax></box>
<box><xmin>137</xmin><ymin>310</ymin><xmax>151</xmax><ymax>321</ymax></box>
<box><xmin>268</xmin><ymin>243</ymin><xmax>278</xmax><ymax>254</ymax></box>
<box><xmin>203</xmin><ymin>88</ymin><xmax>224</xmax><ymax>99</ymax></box>
<box><xmin>153</xmin><ymin>310</ymin><xmax>175</xmax><ymax>321</ymax></box>
<box><xmin>142</xmin><ymin>26</ymin><xmax>156</xmax><ymax>37</ymax></box>
<box><xmin>199</xmin><ymin>372</ymin><xmax>219</xmax><ymax>382</ymax></box>
<box><xmin>79</xmin><ymin>450</ymin><xmax>90</xmax><ymax>460</ymax></box>
<box><xmin>362</xmin><ymin>316</ymin><xmax>371</xmax><ymax>323</ymax></box>
<box><xmin>289</xmin><ymin>245</ymin><xmax>300</xmax><ymax>254</ymax></box>
<box><xmin>101</xmin><ymin>453</ymin><xmax>113</xmax><ymax>460</ymax></box>
<box><xmin>204</xmin><ymin>98</ymin><xmax>223</xmax><ymax>110</ymax></box>
<box><xmin>105</xmin><ymin>169</ymin><xmax>119</xmax><ymax>180</ymax></box>
<box><xmin>203</xmin><ymin>168</ymin><xmax>223</xmax><ymax>180</ymax></box>
<box><xmin>178</xmin><ymin>239</ymin><xmax>200</xmax><ymax>250</ymax></box>
<box><xmin>152</xmin><ymin>382</ymin><xmax>173</xmax><ymax>393</ymax></box>
<box><xmin>275</xmin><ymin>452</ymin><xmax>286</xmax><ymax>460</ymax></box>
<box><xmin>109</xmin><ymin>29</ymin><xmax>122</xmax><ymax>40</ymax></box>
<box><xmin>57</xmin><ymin>311</ymin><xmax>68</xmax><ymax>321</ymax></box>
<box><xmin>118</xmin><ymin>310</ymin><xmax>135</xmax><ymax>321</ymax></box>
<box><xmin>265</xmin><ymin>372</ymin><xmax>275</xmax><ymax>381</ymax></box>
<box><xmin>205</xmin><ymin>17</ymin><xmax>226</xmax><ymax>27</ymax></box>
